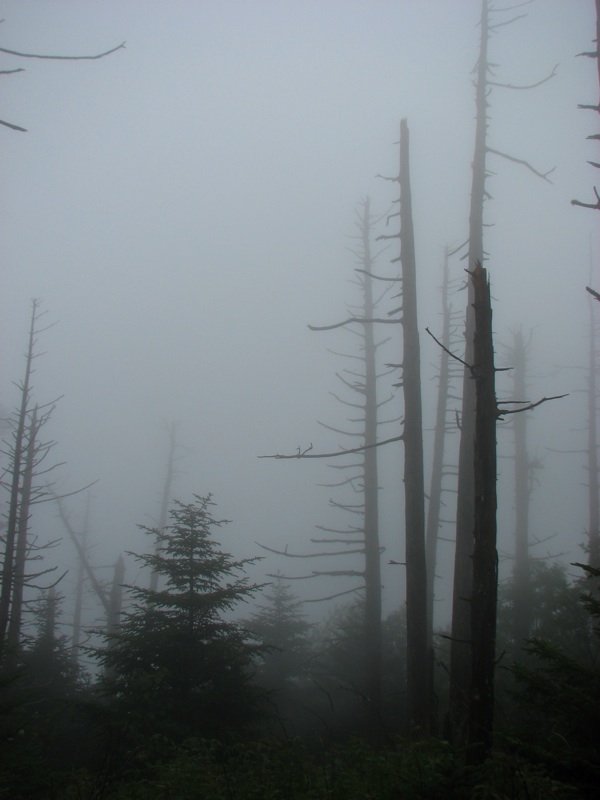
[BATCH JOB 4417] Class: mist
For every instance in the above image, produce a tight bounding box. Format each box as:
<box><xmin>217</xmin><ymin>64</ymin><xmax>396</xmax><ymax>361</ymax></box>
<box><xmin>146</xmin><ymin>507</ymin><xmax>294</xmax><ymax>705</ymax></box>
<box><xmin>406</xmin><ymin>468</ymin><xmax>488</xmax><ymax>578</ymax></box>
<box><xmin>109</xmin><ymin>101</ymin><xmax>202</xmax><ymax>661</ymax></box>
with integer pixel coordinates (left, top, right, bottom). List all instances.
<box><xmin>2</xmin><ymin>0</ymin><xmax>597</xmax><ymax>656</ymax></box>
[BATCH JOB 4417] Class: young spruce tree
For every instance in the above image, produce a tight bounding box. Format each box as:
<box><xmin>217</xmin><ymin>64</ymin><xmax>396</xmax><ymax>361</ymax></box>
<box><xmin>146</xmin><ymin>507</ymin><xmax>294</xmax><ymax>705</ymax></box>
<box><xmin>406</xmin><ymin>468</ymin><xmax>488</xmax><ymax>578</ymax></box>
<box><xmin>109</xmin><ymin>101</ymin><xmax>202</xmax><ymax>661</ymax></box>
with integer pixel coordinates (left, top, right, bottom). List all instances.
<box><xmin>97</xmin><ymin>495</ymin><xmax>264</xmax><ymax>743</ymax></box>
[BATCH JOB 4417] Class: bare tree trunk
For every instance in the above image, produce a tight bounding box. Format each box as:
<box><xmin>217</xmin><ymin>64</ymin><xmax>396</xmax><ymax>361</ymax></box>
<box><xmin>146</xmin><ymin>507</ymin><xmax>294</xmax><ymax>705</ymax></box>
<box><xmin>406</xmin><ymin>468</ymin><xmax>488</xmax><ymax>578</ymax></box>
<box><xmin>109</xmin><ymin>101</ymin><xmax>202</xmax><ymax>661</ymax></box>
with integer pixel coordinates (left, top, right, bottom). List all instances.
<box><xmin>6</xmin><ymin>406</ymin><xmax>38</xmax><ymax>662</ymax></box>
<box><xmin>511</xmin><ymin>329</ymin><xmax>532</xmax><ymax>648</ymax></box>
<box><xmin>56</xmin><ymin>498</ymin><xmax>110</xmax><ymax>618</ymax></box>
<box><xmin>399</xmin><ymin>118</ymin><xmax>430</xmax><ymax>734</ymax></box>
<box><xmin>150</xmin><ymin>423</ymin><xmax>178</xmax><ymax>592</ymax></box>
<box><xmin>71</xmin><ymin>494</ymin><xmax>91</xmax><ymax>662</ymax></box>
<box><xmin>588</xmin><ymin>295</ymin><xmax>600</xmax><ymax>567</ymax></box>
<box><xmin>0</xmin><ymin>301</ymin><xmax>39</xmax><ymax>665</ymax></box>
<box><xmin>107</xmin><ymin>555</ymin><xmax>125</xmax><ymax>637</ymax></box>
<box><xmin>425</xmin><ymin>250</ymin><xmax>456</xmax><ymax>733</ymax></box>
<box><xmin>426</xmin><ymin>250</ymin><xmax>452</xmax><ymax>646</ymax></box>
<box><xmin>361</xmin><ymin>197</ymin><xmax>383</xmax><ymax>739</ymax></box>
<box><xmin>449</xmin><ymin>0</ymin><xmax>488</xmax><ymax>741</ymax></box>
<box><xmin>468</xmin><ymin>263</ymin><xmax>498</xmax><ymax>765</ymax></box>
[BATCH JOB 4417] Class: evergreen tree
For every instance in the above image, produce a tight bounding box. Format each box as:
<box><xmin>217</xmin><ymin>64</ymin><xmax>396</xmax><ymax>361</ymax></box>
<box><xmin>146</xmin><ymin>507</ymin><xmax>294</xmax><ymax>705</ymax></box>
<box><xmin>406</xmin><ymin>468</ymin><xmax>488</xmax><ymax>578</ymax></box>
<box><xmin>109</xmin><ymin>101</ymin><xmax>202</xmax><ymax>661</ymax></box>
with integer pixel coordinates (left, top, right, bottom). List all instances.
<box><xmin>508</xmin><ymin>565</ymin><xmax>600</xmax><ymax>793</ymax></box>
<box><xmin>248</xmin><ymin>573</ymin><xmax>312</xmax><ymax>691</ymax></box>
<box><xmin>96</xmin><ymin>495</ymin><xmax>264</xmax><ymax>744</ymax></box>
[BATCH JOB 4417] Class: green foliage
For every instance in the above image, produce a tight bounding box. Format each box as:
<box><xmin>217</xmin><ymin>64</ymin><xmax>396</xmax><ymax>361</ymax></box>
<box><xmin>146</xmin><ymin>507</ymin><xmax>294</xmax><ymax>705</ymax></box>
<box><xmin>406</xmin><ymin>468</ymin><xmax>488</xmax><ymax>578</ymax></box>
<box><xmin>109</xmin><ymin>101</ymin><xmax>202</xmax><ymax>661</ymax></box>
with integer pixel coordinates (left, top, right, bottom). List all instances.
<box><xmin>248</xmin><ymin>573</ymin><xmax>313</xmax><ymax>690</ymax></box>
<box><xmin>0</xmin><ymin>590</ymin><xmax>93</xmax><ymax>798</ymax></box>
<box><xmin>58</xmin><ymin>737</ymin><xmax>579</xmax><ymax>799</ymax></box>
<box><xmin>496</xmin><ymin>561</ymin><xmax>592</xmax><ymax>661</ymax></box>
<box><xmin>506</xmin><ymin>564</ymin><xmax>600</xmax><ymax>795</ymax></box>
<box><xmin>96</xmin><ymin>495</ymin><xmax>265</xmax><ymax>747</ymax></box>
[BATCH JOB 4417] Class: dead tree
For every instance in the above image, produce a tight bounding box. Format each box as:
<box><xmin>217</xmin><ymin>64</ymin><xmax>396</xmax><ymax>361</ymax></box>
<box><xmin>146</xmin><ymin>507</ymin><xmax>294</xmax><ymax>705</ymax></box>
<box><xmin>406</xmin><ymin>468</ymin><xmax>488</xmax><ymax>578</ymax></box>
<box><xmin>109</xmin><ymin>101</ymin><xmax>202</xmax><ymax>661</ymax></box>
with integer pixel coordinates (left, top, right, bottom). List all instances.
<box><xmin>450</xmin><ymin>0</ymin><xmax>555</xmax><ymax>740</ymax></box>
<box><xmin>587</xmin><ymin>292</ymin><xmax>600</xmax><ymax>567</ymax></box>
<box><xmin>395</xmin><ymin>119</ymin><xmax>429</xmax><ymax>734</ymax></box>
<box><xmin>508</xmin><ymin>328</ymin><xmax>541</xmax><ymax>649</ymax></box>
<box><xmin>425</xmin><ymin>249</ymin><xmax>462</xmax><ymax>668</ymax></box>
<box><xmin>71</xmin><ymin>493</ymin><xmax>91</xmax><ymax>662</ymax></box>
<box><xmin>55</xmin><ymin>497</ymin><xmax>110</xmax><ymax>622</ymax></box>
<box><xmin>260</xmin><ymin>197</ymin><xmax>395</xmax><ymax>741</ymax></box>
<box><xmin>6</xmin><ymin>405</ymin><xmax>39</xmax><ymax>658</ymax></box>
<box><xmin>150</xmin><ymin>422</ymin><xmax>179</xmax><ymax>592</ymax></box>
<box><xmin>468</xmin><ymin>264</ymin><xmax>498</xmax><ymax>764</ymax></box>
<box><xmin>571</xmin><ymin>0</ymin><xmax>600</xmax><ymax>212</ymax></box>
<box><xmin>0</xmin><ymin>302</ymin><xmax>62</xmax><ymax>665</ymax></box>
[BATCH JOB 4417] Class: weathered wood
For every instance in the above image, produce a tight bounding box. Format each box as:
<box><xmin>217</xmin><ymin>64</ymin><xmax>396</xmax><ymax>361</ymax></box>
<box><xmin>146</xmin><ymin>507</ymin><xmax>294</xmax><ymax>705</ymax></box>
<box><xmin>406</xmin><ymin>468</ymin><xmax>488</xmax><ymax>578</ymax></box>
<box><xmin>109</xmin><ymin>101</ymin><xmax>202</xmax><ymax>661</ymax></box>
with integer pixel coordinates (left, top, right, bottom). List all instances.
<box><xmin>468</xmin><ymin>263</ymin><xmax>498</xmax><ymax>764</ymax></box>
<box><xmin>399</xmin><ymin>118</ymin><xmax>430</xmax><ymax>734</ymax></box>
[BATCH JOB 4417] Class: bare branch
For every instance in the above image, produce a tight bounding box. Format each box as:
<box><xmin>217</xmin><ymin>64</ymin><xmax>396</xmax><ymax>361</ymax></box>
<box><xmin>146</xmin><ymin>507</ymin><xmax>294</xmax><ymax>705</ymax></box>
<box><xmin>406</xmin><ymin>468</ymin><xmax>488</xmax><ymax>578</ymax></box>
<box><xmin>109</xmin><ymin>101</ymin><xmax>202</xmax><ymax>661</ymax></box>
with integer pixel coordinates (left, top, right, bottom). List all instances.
<box><xmin>426</xmin><ymin>326</ymin><xmax>473</xmax><ymax>373</ymax></box>
<box><xmin>572</xmin><ymin>187</ymin><xmax>600</xmax><ymax>211</ymax></box>
<box><xmin>256</xmin><ymin>542</ymin><xmax>363</xmax><ymax>558</ymax></box>
<box><xmin>0</xmin><ymin>42</ymin><xmax>126</xmax><ymax>61</ymax></box>
<box><xmin>305</xmin><ymin>586</ymin><xmax>364</xmax><ymax>603</ymax></box>
<box><xmin>488</xmin><ymin>64</ymin><xmax>557</xmax><ymax>90</ymax></box>
<box><xmin>587</xmin><ymin>286</ymin><xmax>600</xmax><ymax>302</ymax></box>
<box><xmin>308</xmin><ymin>316</ymin><xmax>400</xmax><ymax>331</ymax></box>
<box><xmin>487</xmin><ymin>147</ymin><xmax>554</xmax><ymax>182</ymax></box>
<box><xmin>0</xmin><ymin>118</ymin><xmax>27</xmax><ymax>132</ymax></box>
<box><xmin>258</xmin><ymin>434</ymin><xmax>403</xmax><ymax>460</ymax></box>
<box><xmin>497</xmin><ymin>393</ymin><xmax>567</xmax><ymax>416</ymax></box>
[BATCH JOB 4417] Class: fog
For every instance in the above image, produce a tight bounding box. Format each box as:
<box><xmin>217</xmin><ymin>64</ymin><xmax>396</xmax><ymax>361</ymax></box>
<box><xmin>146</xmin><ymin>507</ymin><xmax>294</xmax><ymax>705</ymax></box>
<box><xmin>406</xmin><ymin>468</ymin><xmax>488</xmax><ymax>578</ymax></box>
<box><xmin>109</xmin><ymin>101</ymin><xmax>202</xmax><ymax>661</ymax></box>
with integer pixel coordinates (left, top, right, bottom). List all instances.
<box><xmin>2</xmin><ymin>1</ymin><xmax>598</xmax><ymax>642</ymax></box>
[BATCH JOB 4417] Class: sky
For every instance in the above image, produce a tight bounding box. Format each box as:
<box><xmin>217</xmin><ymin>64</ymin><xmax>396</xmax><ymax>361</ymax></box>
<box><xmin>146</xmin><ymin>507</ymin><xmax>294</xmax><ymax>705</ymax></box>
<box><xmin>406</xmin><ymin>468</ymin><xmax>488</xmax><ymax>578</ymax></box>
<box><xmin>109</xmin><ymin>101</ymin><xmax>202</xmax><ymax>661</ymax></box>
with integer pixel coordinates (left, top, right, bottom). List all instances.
<box><xmin>2</xmin><ymin>1</ymin><xmax>598</xmax><ymax>640</ymax></box>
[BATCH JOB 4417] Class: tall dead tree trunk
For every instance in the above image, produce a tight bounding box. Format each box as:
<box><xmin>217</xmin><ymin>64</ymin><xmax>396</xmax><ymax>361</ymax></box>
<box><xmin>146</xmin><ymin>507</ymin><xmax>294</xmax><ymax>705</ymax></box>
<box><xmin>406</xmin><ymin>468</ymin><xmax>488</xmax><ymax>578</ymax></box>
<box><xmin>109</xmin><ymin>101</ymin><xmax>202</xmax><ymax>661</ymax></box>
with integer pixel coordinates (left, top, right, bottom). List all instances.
<box><xmin>150</xmin><ymin>423</ymin><xmax>178</xmax><ymax>592</ymax></box>
<box><xmin>261</xmin><ymin>198</ymin><xmax>394</xmax><ymax>741</ymax></box>
<box><xmin>107</xmin><ymin>555</ymin><xmax>125</xmax><ymax>637</ymax></box>
<box><xmin>360</xmin><ymin>198</ymin><xmax>384</xmax><ymax>739</ymax></box>
<box><xmin>588</xmin><ymin>295</ymin><xmax>600</xmax><ymax>567</ymax></box>
<box><xmin>398</xmin><ymin>118</ymin><xmax>430</xmax><ymax>734</ymax></box>
<box><xmin>511</xmin><ymin>329</ymin><xmax>533</xmax><ymax>647</ymax></box>
<box><xmin>449</xmin><ymin>0</ymin><xmax>488</xmax><ymax>739</ymax></box>
<box><xmin>0</xmin><ymin>301</ymin><xmax>40</xmax><ymax>665</ymax></box>
<box><xmin>468</xmin><ymin>263</ymin><xmax>498</xmax><ymax>765</ymax></box>
<box><xmin>5</xmin><ymin>405</ymin><xmax>39</xmax><ymax>661</ymax></box>
<box><xmin>426</xmin><ymin>249</ymin><xmax>454</xmax><ymax>654</ymax></box>
<box><xmin>71</xmin><ymin>494</ymin><xmax>91</xmax><ymax>662</ymax></box>
<box><xmin>571</xmin><ymin>0</ymin><xmax>600</xmax><ymax>212</ymax></box>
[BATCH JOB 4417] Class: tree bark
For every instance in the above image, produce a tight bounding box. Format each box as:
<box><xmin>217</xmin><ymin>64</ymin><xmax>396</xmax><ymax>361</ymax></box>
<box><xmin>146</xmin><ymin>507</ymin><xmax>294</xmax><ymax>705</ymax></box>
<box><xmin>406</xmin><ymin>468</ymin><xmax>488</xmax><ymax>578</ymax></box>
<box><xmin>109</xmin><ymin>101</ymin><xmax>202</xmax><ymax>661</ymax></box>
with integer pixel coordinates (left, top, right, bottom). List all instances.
<box><xmin>0</xmin><ymin>301</ymin><xmax>39</xmax><ymax>665</ymax></box>
<box><xmin>361</xmin><ymin>198</ymin><xmax>383</xmax><ymax>739</ymax></box>
<box><xmin>399</xmin><ymin>118</ymin><xmax>430</xmax><ymax>734</ymax></box>
<box><xmin>468</xmin><ymin>263</ymin><xmax>498</xmax><ymax>764</ymax></box>
<box><xmin>6</xmin><ymin>405</ymin><xmax>38</xmax><ymax>662</ymax></box>
<box><xmin>511</xmin><ymin>329</ymin><xmax>532</xmax><ymax>647</ymax></box>
<box><xmin>150</xmin><ymin>423</ymin><xmax>178</xmax><ymax>592</ymax></box>
<box><xmin>449</xmin><ymin>0</ymin><xmax>488</xmax><ymax>741</ymax></box>
<box><xmin>588</xmin><ymin>296</ymin><xmax>600</xmax><ymax>567</ymax></box>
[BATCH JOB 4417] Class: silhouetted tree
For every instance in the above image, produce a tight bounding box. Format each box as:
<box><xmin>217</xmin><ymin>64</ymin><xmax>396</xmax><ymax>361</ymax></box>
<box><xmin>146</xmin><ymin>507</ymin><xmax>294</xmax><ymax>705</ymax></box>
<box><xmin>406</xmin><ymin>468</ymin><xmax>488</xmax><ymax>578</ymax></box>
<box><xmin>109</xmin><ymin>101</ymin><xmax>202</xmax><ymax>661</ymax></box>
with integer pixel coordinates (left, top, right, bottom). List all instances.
<box><xmin>262</xmin><ymin>198</ymin><xmax>396</xmax><ymax>741</ymax></box>
<box><xmin>0</xmin><ymin>302</ymin><xmax>63</xmax><ymax>667</ymax></box>
<box><xmin>96</xmin><ymin>495</ymin><xmax>264</xmax><ymax>744</ymax></box>
<box><xmin>396</xmin><ymin>119</ymin><xmax>429</xmax><ymax>734</ymax></box>
<box><xmin>571</xmin><ymin>0</ymin><xmax>600</xmax><ymax>213</ymax></box>
<box><xmin>450</xmin><ymin>0</ymin><xmax>555</xmax><ymax>740</ymax></box>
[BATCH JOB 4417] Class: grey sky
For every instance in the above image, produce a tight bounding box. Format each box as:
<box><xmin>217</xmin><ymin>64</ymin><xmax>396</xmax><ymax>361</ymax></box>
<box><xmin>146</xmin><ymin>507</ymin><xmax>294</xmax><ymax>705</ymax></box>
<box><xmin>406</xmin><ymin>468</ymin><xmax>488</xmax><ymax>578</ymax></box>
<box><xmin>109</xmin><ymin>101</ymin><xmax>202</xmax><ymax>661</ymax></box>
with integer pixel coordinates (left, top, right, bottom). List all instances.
<box><xmin>2</xmin><ymin>1</ymin><xmax>598</xmax><ymax>628</ymax></box>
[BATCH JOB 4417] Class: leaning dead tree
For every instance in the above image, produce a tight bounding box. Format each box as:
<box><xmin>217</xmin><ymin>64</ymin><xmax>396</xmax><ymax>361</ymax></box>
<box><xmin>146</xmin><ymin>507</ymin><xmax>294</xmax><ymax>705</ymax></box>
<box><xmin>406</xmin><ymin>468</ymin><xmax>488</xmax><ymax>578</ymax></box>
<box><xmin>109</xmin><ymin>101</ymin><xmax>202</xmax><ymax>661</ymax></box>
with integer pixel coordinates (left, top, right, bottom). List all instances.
<box><xmin>450</xmin><ymin>0</ymin><xmax>555</xmax><ymax>741</ymax></box>
<box><xmin>0</xmin><ymin>34</ymin><xmax>125</xmax><ymax>132</ymax></box>
<box><xmin>571</xmin><ymin>0</ymin><xmax>600</xmax><ymax>212</ymax></box>
<box><xmin>260</xmin><ymin>198</ymin><xmax>395</xmax><ymax>741</ymax></box>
